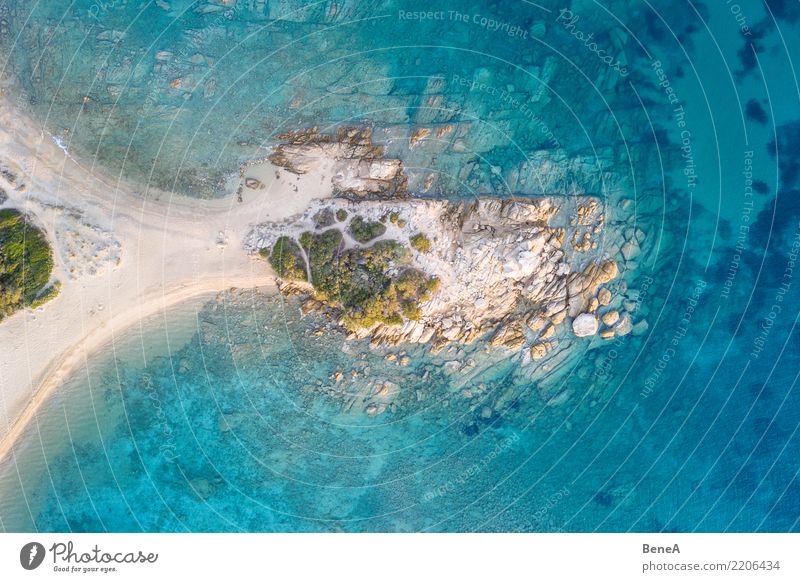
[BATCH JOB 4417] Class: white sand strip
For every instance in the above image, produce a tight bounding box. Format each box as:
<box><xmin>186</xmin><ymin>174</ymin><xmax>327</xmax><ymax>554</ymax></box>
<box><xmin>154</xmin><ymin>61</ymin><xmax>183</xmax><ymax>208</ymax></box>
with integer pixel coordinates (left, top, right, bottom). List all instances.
<box><xmin>0</xmin><ymin>97</ymin><xmax>334</xmax><ymax>462</ymax></box>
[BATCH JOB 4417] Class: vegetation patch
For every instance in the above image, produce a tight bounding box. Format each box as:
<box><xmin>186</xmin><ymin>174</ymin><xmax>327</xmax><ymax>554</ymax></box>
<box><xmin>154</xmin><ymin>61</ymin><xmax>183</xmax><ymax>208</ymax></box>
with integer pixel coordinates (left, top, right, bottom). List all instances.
<box><xmin>263</xmin><ymin>236</ymin><xmax>307</xmax><ymax>281</ymax></box>
<box><xmin>348</xmin><ymin>215</ymin><xmax>387</xmax><ymax>243</ymax></box>
<box><xmin>0</xmin><ymin>209</ymin><xmax>56</xmax><ymax>320</ymax></box>
<box><xmin>313</xmin><ymin>208</ymin><xmax>336</xmax><ymax>228</ymax></box>
<box><xmin>271</xmin><ymin>228</ymin><xmax>437</xmax><ymax>331</ymax></box>
<box><xmin>335</xmin><ymin>209</ymin><xmax>348</xmax><ymax>222</ymax></box>
<box><xmin>409</xmin><ymin>232</ymin><xmax>432</xmax><ymax>253</ymax></box>
<box><xmin>299</xmin><ymin>228</ymin><xmax>345</xmax><ymax>293</ymax></box>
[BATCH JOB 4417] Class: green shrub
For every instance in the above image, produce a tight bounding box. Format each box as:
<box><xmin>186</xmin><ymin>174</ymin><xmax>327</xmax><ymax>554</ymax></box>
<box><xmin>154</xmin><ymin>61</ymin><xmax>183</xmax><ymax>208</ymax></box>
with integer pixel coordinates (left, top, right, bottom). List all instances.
<box><xmin>30</xmin><ymin>280</ymin><xmax>61</xmax><ymax>309</ymax></box>
<box><xmin>348</xmin><ymin>216</ymin><xmax>387</xmax><ymax>243</ymax></box>
<box><xmin>298</xmin><ymin>231</ymin><xmax>314</xmax><ymax>249</ymax></box>
<box><xmin>341</xmin><ymin>267</ymin><xmax>434</xmax><ymax>331</ymax></box>
<box><xmin>401</xmin><ymin>301</ymin><xmax>421</xmax><ymax>320</ymax></box>
<box><xmin>0</xmin><ymin>209</ymin><xmax>55</xmax><ymax>319</ymax></box>
<box><xmin>389</xmin><ymin>211</ymin><xmax>400</xmax><ymax>224</ymax></box>
<box><xmin>303</xmin><ymin>229</ymin><xmax>346</xmax><ymax>297</ymax></box>
<box><xmin>267</xmin><ymin>236</ymin><xmax>307</xmax><ymax>281</ymax></box>
<box><xmin>335</xmin><ymin>209</ymin><xmax>348</xmax><ymax>222</ymax></box>
<box><xmin>409</xmin><ymin>232</ymin><xmax>432</xmax><ymax>253</ymax></box>
<box><xmin>269</xmin><ymin>225</ymin><xmax>438</xmax><ymax>331</ymax></box>
<box><xmin>313</xmin><ymin>208</ymin><xmax>335</xmax><ymax>228</ymax></box>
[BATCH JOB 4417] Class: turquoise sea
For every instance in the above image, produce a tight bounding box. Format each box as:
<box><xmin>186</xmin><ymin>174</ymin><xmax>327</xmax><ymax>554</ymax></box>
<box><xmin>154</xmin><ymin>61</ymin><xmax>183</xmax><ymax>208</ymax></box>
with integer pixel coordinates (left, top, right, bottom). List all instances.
<box><xmin>1</xmin><ymin>0</ymin><xmax>799</xmax><ymax>531</ymax></box>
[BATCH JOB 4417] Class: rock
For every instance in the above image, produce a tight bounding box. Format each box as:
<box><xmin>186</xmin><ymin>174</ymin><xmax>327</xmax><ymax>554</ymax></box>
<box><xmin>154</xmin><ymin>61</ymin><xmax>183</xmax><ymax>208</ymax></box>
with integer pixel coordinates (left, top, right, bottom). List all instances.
<box><xmin>480</xmin><ymin>406</ymin><xmax>493</xmax><ymax>419</ymax></box>
<box><xmin>597</xmin><ymin>287</ymin><xmax>612</xmax><ymax>306</ymax></box>
<box><xmin>530</xmin><ymin>341</ymin><xmax>550</xmax><ymax>359</ymax></box>
<box><xmin>621</xmin><ymin>239</ymin><xmax>641</xmax><ymax>261</ymax></box>
<box><xmin>190</xmin><ymin>478</ymin><xmax>214</xmax><ymax>499</ymax></box>
<box><xmin>632</xmin><ymin>319</ymin><xmax>649</xmax><ymax>336</ymax></box>
<box><xmin>588</xmin><ymin>297</ymin><xmax>599</xmax><ymax>312</ymax></box>
<box><xmin>539</xmin><ymin>324</ymin><xmax>555</xmax><ymax>340</ymax></box>
<box><xmin>600</xmin><ymin>329</ymin><xmax>615</xmax><ymax>340</ymax></box>
<box><xmin>615</xmin><ymin>314</ymin><xmax>632</xmax><ymax>336</ymax></box>
<box><xmin>443</xmin><ymin>360</ymin><xmax>462</xmax><ymax>373</ymax></box>
<box><xmin>600</xmin><ymin>261</ymin><xmax>619</xmax><ymax>282</ymax></box>
<box><xmin>489</xmin><ymin>321</ymin><xmax>527</xmax><ymax>350</ymax></box>
<box><xmin>572</xmin><ymin>313</ymin><xmax>598</xmax><ymax>337</ymax></box>
<box><xmin>366</xmin><ymin>403</ymin><xmax>383</xmax><ymax>416</ymax></box>
<box><xmin>601</xmin><ymin>310</ymin><xmax>620</xmax><ymax>326</ymax></box>
<box><xmin>399</xmin><ymin>355</ymin><xmax>411</xmax><ymax>366</ymax></box>
<box><xmin>527</xmin><ymin>315</ymin><xmax>547</xmax><ymax>332</ymax></box>
<box><xmin>409</xmin><ymin>127</ymin><xmax>431</xmax><ymax>148</ymax></box>
<box><xmin>530</xmin><ymin>21</ymin><xmax>546</xmax><ymax>37</ymax></box>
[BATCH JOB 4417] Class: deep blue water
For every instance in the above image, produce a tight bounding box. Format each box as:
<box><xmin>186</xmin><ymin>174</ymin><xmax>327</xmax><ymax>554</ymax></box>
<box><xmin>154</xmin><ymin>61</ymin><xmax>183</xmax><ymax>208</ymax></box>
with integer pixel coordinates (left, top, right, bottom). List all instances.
<box><xmin>1</xmin><ymin>0</ymin><xmax>799</xmax><ymax>531</ymax></box>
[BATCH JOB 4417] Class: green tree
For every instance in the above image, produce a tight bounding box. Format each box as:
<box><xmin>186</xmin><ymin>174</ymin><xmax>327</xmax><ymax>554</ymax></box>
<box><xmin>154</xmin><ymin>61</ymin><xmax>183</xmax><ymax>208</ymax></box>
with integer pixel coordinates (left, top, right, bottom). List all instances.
<box><xmin>0</xmin><ymin>209</ymin><xmax>56</xmax><ymax>320</ymax></box>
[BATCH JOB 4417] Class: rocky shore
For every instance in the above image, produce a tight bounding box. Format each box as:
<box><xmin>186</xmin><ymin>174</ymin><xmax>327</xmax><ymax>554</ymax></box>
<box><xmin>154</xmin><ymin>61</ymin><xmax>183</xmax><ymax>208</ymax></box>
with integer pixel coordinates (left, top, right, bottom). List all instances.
<box><xmin>247</xmin><ymin>145</ymin><xmax>639</xmax><ymax>363</ymax></box>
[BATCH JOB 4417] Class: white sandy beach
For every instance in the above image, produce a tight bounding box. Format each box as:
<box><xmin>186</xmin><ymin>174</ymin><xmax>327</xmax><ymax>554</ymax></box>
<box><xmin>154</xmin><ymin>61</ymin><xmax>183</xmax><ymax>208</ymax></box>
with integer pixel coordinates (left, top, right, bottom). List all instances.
<box><xmin>0</xmin><ymin>97</ymin><xmax>334</xmax><ymax>462</ymax></box>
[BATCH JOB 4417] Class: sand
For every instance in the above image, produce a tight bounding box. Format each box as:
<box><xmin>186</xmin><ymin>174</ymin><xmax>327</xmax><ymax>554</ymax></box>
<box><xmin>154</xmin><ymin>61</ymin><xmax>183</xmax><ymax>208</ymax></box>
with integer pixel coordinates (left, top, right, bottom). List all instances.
<box><xmin>0</xmin><ymin>97</ymin><xmax>334</xmax><ymax>462</ymax></box>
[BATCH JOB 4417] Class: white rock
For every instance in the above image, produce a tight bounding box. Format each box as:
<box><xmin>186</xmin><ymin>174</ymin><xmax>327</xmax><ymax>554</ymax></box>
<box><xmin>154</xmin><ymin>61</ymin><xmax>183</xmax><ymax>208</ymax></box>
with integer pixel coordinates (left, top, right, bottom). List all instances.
<box><xmin>572</xmin><ymin>313</ymin><xmax>598</xmax><ymax>337</ymax></box>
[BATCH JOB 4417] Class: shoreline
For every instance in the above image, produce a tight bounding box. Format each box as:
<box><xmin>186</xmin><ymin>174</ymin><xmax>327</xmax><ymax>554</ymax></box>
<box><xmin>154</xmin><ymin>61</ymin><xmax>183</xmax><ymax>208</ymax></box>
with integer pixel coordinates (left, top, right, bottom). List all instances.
<box><xmin>0</xmin><ymin>96</ymin><xmax>334</xmax><ymax>463</ymax></box>
<box><xmin>0</xmin><ymin>279</ymin><xmax>275</xmax><ymax>464</ymax></box>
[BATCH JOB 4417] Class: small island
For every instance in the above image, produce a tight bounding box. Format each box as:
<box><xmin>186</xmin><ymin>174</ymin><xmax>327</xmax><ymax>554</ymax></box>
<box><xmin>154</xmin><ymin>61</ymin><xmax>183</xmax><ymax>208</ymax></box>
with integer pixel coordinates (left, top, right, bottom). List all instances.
<box><xmin>249</xmin><ymin>196</ymin><xmax>624</xmax><ymax>361</ymax></box>
<box><xmin>242</xmin><ymin>128</ymin><xmax>637</xmax><ymax>363</ymax></box>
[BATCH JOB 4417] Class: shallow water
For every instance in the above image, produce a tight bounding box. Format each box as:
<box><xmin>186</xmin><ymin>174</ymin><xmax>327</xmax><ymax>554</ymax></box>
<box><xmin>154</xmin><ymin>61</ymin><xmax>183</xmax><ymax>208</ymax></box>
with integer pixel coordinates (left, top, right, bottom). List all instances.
<box><xmin>1</xmin><ymin>0</ymin><xmax>799</xmax><ymax>531</ymax></box>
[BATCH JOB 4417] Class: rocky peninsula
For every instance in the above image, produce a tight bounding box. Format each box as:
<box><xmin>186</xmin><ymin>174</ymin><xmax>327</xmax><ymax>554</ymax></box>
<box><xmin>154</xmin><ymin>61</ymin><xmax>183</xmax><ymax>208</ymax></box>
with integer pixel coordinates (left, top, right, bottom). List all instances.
<box><xmin>247</xmin><ymin>129</ymin><xmax>638</xmax><ymax>364</ymax></box>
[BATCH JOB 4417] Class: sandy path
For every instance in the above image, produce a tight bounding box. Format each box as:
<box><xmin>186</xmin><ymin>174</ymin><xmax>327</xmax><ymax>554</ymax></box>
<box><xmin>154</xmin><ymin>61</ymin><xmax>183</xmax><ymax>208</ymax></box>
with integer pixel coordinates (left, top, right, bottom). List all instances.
<box><xmin>0</xmin><ymin>97</ymin><xmax>333</xmax><ymax>462</ymax></box>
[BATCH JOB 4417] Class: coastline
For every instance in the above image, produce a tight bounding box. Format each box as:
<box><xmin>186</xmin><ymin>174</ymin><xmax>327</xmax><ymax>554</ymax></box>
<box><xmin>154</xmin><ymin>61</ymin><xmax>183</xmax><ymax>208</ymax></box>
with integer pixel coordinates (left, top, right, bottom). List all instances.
<box><xmin>0</xmin><ymin>96</ymin><xmax>334</xmax><ymax>462</ymax></box>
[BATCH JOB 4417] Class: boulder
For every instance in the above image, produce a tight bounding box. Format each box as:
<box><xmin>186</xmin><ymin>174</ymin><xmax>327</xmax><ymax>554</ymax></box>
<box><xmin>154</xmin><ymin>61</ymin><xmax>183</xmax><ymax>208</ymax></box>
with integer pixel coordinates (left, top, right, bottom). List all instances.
<box><xmin>601</xmin><ymin>310</ymin><xmax>620</xmax><ymax>326</ymax></box>
<box><xmin>572</xmin><ymin>313</ymin><xmax>598</xmax><ymax>337</ymax></box>
<box><xmin>616</xmin><ymin>314</ymin><xmax>632</xmax><ymax>336</ymax></box>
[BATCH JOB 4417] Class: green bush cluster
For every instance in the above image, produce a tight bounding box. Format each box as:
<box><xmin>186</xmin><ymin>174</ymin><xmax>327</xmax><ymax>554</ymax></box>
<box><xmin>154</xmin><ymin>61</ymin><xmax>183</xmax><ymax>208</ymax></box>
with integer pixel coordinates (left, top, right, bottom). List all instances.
<box><xmin>348</xmin><ymin>215</ymin><xmax>386</xmax><ymax>243</ymax></box>
<box><xmin>266</xmin><ymin>226</ymin><xmax>438</xmax><ymax>331</ymax></box>
<box><xmin>263</xmin><ymin>236</ymin><xmax>307</xmax><ymax>281</ymax></box>
<box><xmin>409</xmin><ymin>232</ymin><xmax>432</xmax><ymax>253</ymax></box>
<box><xmin>312</xmin><ymin>208</ymin><xmax>335</xmax><ymax>228</ymax></box>
<box><xmin>341</xmin><ymin>266</ymin><xmax>437</xmax><ymax>330</ymax></box>
<box><xmin>0</xmin><ymin>209</ymin><xmax>56</xmax><ymax>319</ymax></box>
<box><xmin>299</xmin><ymin>228</ymin><xmax>345</xmax><ymax>294</ymax></box>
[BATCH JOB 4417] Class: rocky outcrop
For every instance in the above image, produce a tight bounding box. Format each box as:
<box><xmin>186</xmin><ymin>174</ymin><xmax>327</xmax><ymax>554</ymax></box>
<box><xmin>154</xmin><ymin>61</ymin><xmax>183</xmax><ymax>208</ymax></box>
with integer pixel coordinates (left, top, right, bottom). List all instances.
<box><xmin>247</xmin><ymin>192</ymin><xmax>627</xmax><ymax>359</ymax></box>
<box><xmin>268</xmin><ymin>127</ymin><xmax>408</xmax><ymax>199</ymax></box>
